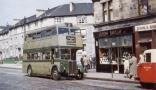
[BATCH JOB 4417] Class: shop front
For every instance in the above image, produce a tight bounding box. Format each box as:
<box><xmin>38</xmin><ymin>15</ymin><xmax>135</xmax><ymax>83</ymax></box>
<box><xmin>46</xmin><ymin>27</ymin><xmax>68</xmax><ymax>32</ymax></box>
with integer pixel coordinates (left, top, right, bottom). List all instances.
<box><xmin>94</xmin><ymin>27</ymin><xmax>134</xmax><ymax>73</ymax></box>
<box><xmin>135</xmin><ymin>23</ymin><xmax>156</xmax><ymax>60</ymax></box>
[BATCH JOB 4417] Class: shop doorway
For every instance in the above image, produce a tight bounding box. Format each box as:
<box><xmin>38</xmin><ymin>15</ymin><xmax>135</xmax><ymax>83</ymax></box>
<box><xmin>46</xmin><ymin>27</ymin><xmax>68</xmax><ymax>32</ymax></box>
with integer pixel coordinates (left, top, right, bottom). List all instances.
<box><xmin>140</xmin><ymin>42</ymin><xmax>151</xmax><ymax>53</ymax></box>
<box><xmin>110</xmin><ymin>47</ymin><xmax>133</xmax><ymax>73</ymax></box>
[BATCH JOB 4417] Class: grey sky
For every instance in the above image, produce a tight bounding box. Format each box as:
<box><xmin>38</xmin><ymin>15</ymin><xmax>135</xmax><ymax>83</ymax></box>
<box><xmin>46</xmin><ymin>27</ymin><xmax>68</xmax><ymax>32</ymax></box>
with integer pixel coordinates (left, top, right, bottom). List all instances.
<box><xmin>0</xmin><ymin>0</ymin><xmax>92</xmax><ymax>26</ymax></box>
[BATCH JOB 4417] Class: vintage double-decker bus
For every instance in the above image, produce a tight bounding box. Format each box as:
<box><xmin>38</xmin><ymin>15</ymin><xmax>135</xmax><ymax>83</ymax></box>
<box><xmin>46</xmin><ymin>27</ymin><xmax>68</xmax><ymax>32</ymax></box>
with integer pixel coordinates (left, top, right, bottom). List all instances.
<box><xmin>22</xmin><ymin>24</ymin><xmax>84</xmax><ymax>80</ymax></box>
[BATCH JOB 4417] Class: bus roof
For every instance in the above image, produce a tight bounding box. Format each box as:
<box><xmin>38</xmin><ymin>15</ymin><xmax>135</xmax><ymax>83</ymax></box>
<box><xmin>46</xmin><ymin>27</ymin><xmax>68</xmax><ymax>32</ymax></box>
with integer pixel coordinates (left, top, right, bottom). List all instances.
<box><xmin>144</xmin><ymin>49</ymin><xmax>156</xmax><ymax>54</ymax></box>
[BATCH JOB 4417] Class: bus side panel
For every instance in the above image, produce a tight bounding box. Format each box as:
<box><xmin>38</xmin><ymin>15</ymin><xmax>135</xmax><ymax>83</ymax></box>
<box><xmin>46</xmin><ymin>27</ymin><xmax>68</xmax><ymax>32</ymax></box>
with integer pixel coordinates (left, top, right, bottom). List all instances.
<box><xmin>22</xmin><ymin>62</ymin><xmax>39</xmax><ymax>74</ymax></box>
<box><xmin>138</xmin><ymin>63</ymin><xmax>156</xmax><ymax>83</ymax></box>
<box><xmin>23</xmin><ymin>61</ymin><xmax>53</xmax><ymax>75</ymax></box>
<box><xmin>35</xmin><ymin>61</ymin><xmax>52</xmax><ymax>75</ymax></box>
<box><xmin>22</xmin><ymin>62</ymin><xmax>28</xmax><ymax>73</ymax></box>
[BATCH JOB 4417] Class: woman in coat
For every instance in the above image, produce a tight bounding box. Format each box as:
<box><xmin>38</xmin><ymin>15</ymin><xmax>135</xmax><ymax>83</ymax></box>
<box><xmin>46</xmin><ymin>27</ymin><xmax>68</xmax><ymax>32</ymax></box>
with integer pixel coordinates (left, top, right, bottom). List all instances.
<box><xmin>129</xmin><ymin>54</ymin><xmax>137</xmax><ymax>79</ymax></box>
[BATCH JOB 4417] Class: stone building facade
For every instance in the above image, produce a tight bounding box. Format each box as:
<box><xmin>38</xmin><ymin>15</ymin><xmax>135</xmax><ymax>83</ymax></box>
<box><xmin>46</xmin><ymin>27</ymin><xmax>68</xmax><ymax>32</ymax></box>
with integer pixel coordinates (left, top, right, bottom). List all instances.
<box><xmin>92</xmin><ymin>0</ymin><xmax>156</xmax><ymax>73</ymax></box>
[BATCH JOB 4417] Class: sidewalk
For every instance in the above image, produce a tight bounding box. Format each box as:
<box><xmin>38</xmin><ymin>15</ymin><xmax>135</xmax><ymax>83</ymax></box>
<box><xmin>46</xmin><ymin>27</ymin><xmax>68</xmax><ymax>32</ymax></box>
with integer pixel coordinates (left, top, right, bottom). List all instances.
<box><xmin>85</xmin><ymin>69</ymin><xmax>139</xmax><ymax>84</ymax></box>
<box><xmin>0</xmin><ymin>64</ymin><xmax>22</xmax><ymax>69</ymax></box>
<box><xmin>0</xmin><ymin>64</ymin><xmax>139</xmax><ymax>83</ymax></box>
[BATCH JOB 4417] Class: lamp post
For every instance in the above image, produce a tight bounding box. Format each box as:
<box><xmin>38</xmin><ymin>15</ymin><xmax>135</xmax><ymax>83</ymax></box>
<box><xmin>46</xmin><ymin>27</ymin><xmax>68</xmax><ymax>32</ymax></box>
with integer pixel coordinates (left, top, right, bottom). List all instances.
<box><xmin>111</xmin><ymin>42</ymin><xmax>116</xmax><ymax>78</ymax></box>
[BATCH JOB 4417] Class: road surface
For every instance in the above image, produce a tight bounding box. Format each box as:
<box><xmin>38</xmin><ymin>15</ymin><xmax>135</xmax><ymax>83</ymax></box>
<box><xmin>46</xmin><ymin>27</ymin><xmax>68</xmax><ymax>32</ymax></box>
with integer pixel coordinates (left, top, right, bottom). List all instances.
<box><xmin>0</xmin><ymin>68</ymin><xmax>152</xmax><ymax>90</ymax></box>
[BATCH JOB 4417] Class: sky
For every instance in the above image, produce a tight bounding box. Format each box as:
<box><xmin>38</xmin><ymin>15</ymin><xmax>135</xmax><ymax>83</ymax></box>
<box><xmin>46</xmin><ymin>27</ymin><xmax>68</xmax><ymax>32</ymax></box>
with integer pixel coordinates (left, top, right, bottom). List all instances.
<box><xmin>0</xmin><ymin>0</ymin><xmax>92</xmax><ymax>26</ymax></box>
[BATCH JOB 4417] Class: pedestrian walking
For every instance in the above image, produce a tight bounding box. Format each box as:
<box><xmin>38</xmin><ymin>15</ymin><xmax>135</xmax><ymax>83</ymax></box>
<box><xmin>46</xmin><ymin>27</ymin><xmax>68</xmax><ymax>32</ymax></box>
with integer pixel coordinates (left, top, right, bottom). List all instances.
<box><xmin>83</xmin><ymin>55</ymin><xmax>89</xmax><ymax>73</ymax></box>
<box><xmin>80</xmin><ymin>56</ymin><xmax>84</xmax><ymax>68</ymax></box>
<box><xmin>123</xmin><ymin>56</ymin><xmax>130</xmax><ymax>78</ymax></box>
<box><xmin>89</xmin><ymin>55</ymin><xmax>92</xmax><ymax>69</ymax></box>
<box><xmin>92</xmin><ymin>57</ymin><xmax>96</xmax><ymax>69</ymax></box>
<box><xmin>138</xmin><ymin>54</ymin><xmax>144</xmax><ymax>65</ymax></box>
<box><xmin>129</xmin><ymin>54</ymin><xmax>137</xmax><ymax>79</ymax></box>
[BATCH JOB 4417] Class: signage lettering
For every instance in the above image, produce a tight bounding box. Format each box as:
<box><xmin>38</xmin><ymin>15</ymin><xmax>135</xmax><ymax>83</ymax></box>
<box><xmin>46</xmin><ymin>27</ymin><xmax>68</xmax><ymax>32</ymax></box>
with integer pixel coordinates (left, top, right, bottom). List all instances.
<box><xmin>66</xmin><ymin>36</ymin><xmax>76</xmax><ymax>45</ymax></box>
<box><xmin>99</xmin><ymin>31</ymin><xmax>109</xmax><ymax>37</ymax></box>
<box><xmin>135</xmin><ymin>23</ymin><xmax>156</xmax><ymax>32</ymax></box>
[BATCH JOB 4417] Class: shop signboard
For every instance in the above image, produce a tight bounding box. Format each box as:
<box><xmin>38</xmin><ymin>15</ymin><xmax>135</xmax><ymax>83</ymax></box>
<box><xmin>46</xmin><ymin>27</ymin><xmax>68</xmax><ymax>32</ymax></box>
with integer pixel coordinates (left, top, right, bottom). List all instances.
<box><xmin>99</xmin><ymin>35</ymin><xmax>132</xmax><ymax>48</ymax></box>
<box><xmin>135</xmin><ymin>23</ymin><xmax>156</xmax><ymax>32</ymax></box>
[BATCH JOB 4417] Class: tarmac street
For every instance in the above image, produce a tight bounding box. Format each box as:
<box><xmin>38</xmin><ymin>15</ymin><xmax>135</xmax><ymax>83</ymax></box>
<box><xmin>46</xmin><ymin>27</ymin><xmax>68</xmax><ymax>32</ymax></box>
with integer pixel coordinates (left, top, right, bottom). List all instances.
<box><xmin>0</xmin><ymin>67</ymin><xmax>152</xmax><ymax>90</ymax></box>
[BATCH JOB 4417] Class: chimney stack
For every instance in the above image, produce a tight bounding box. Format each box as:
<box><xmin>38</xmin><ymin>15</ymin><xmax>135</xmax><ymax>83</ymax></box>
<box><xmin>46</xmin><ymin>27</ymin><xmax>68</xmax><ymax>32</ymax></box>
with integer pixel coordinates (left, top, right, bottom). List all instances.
<box><xmin>36</xmin><ymin>9</ymin><xmax>46</xmax><ymax>17</ymax></box>
<box><xmin>70</xmin><ymin>2</ymin><xmax>75</xmax><ymax>12</ymax></box>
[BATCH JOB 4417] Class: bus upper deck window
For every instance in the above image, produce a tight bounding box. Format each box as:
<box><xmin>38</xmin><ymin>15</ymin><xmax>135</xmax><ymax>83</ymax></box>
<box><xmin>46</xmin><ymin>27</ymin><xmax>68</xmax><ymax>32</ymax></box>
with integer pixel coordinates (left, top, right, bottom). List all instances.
<box><xmin>146</xmin><ymin>53</ymin><xmax>151</xmax><ymax>62</ymax></box>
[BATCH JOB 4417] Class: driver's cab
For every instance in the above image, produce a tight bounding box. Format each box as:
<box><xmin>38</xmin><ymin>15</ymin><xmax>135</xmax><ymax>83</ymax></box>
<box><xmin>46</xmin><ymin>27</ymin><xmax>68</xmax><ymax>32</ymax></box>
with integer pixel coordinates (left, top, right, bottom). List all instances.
<box><xmin>143</xmin><ymin>49</ymin><xmax>156</xmax><ymax>63</ymax></box>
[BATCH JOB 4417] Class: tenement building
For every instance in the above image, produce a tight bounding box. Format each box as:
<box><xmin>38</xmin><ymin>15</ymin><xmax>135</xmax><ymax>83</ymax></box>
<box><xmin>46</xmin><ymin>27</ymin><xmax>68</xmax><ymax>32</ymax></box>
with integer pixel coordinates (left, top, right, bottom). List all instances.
<box><xmin>0</xmin><ymin>3</ymin><xmax>95</xmax><ymax>61</ymax></box>
<box><xmin>92</xmin><ymin>0</ymin><xmax>156</xmax><ymax>73</ymax></box>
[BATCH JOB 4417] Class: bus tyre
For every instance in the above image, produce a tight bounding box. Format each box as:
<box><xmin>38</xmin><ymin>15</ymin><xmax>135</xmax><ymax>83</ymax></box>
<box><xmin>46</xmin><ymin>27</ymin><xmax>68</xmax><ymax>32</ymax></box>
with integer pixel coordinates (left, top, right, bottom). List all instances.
<box><xmin>76</xmin><ymin>72</ymin><xmax>83</xmax><ymax>80</ymax></box>
<box><xmin>140</xmin><ymin>82</ymin><xmax>151</xmax><ymax>88</ymax></box>
<box><xmin>27</xmin><ymin>66</ymin><xmax>32</xmax><ymax>77</ymax></box>
<box><xmin>153</xmin><ymin>84</ymin><xmax>156</xmax><ymax>89</ymax></box>
<box><xmin>52</xmin><ymin>67</ymin><xmax>60</xmax><ymax>80</ymax></box>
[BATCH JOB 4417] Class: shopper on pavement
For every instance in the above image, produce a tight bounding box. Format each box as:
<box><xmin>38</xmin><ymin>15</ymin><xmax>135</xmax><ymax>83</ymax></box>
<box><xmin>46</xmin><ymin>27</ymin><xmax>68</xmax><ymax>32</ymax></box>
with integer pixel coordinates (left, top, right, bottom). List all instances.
<box><xmin>123</xmin><ymin>56</ymin><xmax>130</xmax><ymax>78</ymax></box>
<box><xmin>129</xmin><ymin>54</ymin><xmax>137</xmax><ymax>79</ymax></box>
<box><xmin>80</xmin><ymin>56</ymin><xmax>84</xmax><ymax>68</ymax></box>
<box><xmin>83</xmin><ymin>55</ymin><xmax>89</xmax><ymax>73</ymax></box>
<box><xmin>92</xmin><ymin>56</ymin><xmax>96</xmax><ymax>69</ymax></box>
<box><xmin>138</xmin><ymin>53</ymin><xmax>144</xmax><ymax>65</ymax></box>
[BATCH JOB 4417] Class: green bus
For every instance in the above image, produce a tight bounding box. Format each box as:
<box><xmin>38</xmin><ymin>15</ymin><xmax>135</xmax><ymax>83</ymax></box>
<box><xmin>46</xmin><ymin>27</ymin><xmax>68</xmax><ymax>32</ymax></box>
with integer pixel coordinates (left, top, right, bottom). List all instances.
<box><xmin>22</xmin><ymin>24</ymin><xmax>84</xmax><ymax>80</ymax></box>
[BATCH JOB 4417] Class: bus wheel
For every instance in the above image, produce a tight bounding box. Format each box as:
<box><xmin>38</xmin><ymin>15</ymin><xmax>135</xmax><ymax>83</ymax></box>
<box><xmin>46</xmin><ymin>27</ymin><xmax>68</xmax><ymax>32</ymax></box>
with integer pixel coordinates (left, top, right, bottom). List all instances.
<box><xmin>153</xmin><ymin>84</ymin><xmax>156</xmax><ymax>89</ymax></box>
<box><xmin>140</xmin><ymin>82</ymin><xmax>151</xmax><ymax>88</ymax></box>
<box><xmin>52</xmin><ymin>67</ymin><xmax>60</xmax><ymax>80</ymax></box>
<box><xmin>27</xmin><ymin>66</ymin><xmax>32</xmax><ymax>77</ymax></box>
<box><xmin>76</xmin><ymin>72</ymin><xmax>84</xmax><ymax>80</ymax></box>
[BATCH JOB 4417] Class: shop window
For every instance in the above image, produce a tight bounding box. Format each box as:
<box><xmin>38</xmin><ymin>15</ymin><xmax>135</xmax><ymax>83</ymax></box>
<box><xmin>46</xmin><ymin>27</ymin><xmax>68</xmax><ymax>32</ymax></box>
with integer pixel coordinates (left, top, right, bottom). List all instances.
<box><xmin>99</xmin><ymin>48</ymin><xmax>110</xmax><ymax>64</ymax></box>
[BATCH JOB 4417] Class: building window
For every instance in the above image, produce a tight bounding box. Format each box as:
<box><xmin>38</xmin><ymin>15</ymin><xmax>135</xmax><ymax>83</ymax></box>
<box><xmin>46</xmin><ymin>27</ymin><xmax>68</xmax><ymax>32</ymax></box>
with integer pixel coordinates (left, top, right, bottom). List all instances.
<box><xmin>27</xmin><ymin>24</ymin><xmax>30</xmax><ymax>29</ymax></box>
<box><xmin>102</xmin><ymin>0</ymin><xmax>113</xmax><ymax>22</ymax></box>
<box><xmin>108</xmin><ymin>0</ymin><xmax>113</xmax><ymax>21</ymax></box>
<box><xmin>35</xmin><ymin>21</ymin><xmax>38</xmax><ymax>26</ymax></box>
<box><xmin>139</xmin><ymin>0</ymin><xmax>148</xmax><ymax>15</ymax></box>
<box><xmin>54</xmin><ymin>17</ymin><xmax>64</xmax><ymax>23</ymax></box>
<box><xmin>77</xmin><ymin>16</ymin><xmax>87</xmax><ymax>24</ymax></box>
<box><xmin>103</xmin><ymin>3</ymin><xmax>107</xmax><ymax>22</ymax></box>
